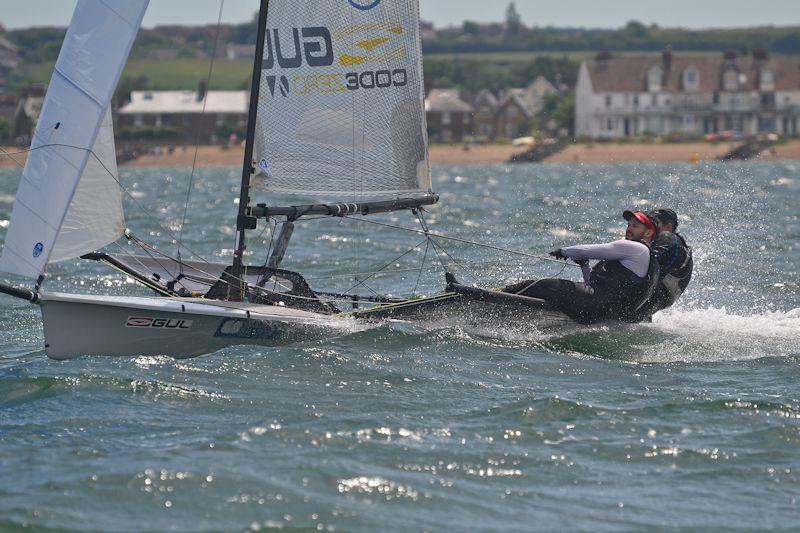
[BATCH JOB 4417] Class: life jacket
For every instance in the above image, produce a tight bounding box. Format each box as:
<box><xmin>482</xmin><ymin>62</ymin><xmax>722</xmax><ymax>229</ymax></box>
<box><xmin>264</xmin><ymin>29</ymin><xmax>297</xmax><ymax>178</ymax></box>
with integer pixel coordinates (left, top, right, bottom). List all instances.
<box><xmin>656</xmin><ymin>233</ymin><xmax>693</xmax><ymax>306</ymax></box>
<box><xmin>589</xmin><ymin>252</ymin><xmax>659</xmax><ymax>318</ymax></box>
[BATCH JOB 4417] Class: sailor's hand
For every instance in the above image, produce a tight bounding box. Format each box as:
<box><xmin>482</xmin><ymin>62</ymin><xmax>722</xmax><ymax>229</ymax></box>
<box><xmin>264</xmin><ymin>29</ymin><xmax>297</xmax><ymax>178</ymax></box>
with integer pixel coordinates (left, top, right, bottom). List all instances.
<box><xmin>549</xmin><ymin>248</ymin><xmax>568</xmax><ymax>261</ymax></box>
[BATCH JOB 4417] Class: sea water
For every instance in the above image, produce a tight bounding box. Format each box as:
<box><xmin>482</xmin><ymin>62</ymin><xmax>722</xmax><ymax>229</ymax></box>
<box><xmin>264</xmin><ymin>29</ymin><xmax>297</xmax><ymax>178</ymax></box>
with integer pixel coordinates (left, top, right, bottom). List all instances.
<box><xmin>0</xmin><ymin>161</ymin><xmax>798</xmax><ymax>530</ymax></box>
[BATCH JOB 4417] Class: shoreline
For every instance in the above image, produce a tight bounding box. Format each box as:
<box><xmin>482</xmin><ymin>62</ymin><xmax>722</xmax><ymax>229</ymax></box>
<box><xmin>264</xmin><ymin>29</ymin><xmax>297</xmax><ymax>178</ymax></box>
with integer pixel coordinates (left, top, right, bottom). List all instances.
<box><xmin>2</xmin><ymin>140</ymin><xmax>799</xmax><ymax>169</ymax></box>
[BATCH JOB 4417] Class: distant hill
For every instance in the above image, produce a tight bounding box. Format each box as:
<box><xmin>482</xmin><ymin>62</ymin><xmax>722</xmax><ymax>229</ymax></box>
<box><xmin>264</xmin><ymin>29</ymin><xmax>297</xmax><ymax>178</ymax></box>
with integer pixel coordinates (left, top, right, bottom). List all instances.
<box><xmin>424</xmin><ymin>20</ymin><xmax>800</xmax><ymax>55</ymax></box>
<box><xmin>2</xmin><ymin>19</ymin><xmax>799</xmax><ymax>99</ymax></box>
<box><xmin>4</xmin><ymin>19</ymin><xmax>800</xmax><ymax>65</ymax></box>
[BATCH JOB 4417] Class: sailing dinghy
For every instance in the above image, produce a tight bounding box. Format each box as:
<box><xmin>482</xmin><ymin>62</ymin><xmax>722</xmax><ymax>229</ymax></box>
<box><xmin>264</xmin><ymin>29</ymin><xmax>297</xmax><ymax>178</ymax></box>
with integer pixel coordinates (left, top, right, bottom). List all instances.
<box><xmin>0</xmin><ymin>0</ymin><xmax>449</xmax><ymax>359</ymax></box>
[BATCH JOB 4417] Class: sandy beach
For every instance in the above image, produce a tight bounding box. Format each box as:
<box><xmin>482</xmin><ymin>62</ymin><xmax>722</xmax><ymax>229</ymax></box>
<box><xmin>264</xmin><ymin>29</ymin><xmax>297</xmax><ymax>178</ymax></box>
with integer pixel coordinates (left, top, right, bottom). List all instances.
<box><xmin>2</xmin><ymin>140</ymin><xmax>799</xmax><ymax>169</ymax></box>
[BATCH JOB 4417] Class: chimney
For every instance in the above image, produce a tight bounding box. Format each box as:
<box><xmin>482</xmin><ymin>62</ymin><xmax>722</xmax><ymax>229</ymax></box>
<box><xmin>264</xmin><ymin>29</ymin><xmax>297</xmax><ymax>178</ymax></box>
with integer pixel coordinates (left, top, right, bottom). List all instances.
<box><xmin>753</xmin><ymin>47</ymin><xmax>769</xmax><ymax>62</ymax></box>
<box><xmin>196</xmin><ymin>79</ymin><xmax>207</xmax><ymax>102</ymax></box>
<box><xmin>662</xmin><ymin>45</ymin><xmax>673</xmax><ymax>70</ymax></box>
<box><xmin>595</xmin><ymin>50</ymin><xmax>612</xmax><ymax>61</ymax></box>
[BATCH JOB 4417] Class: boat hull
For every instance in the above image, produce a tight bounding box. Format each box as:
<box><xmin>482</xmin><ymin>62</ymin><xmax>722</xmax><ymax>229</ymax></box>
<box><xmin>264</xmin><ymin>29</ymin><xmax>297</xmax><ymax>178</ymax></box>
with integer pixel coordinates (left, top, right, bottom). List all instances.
<box><xmin>40</xmin><ymin>292</ymin><xmax>347</xmax><ymax>360</ymax></box>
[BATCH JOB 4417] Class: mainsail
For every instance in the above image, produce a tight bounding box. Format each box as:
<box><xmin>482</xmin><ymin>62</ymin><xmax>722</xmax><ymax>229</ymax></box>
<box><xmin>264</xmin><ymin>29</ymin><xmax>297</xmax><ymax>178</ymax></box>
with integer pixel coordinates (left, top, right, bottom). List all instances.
<box><xmin>252</xmin><ymin>0</ymin><xmax>430</xmax><ymax>197</ymax></box>
<box><xmin>0</xmin><ymin>1</ymin><xmax>148</xmax><ymax>279</ymax></box>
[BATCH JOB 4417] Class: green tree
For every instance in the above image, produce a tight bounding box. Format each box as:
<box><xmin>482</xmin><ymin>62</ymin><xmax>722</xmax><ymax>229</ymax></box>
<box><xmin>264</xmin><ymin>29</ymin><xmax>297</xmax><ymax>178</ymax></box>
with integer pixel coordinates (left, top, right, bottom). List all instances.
<box><xmin>505</xmin><ymin>2</ymin><xmax>523</xmax><ymax>35</ymax></box>
<box><xmin>0</xmin><ymin>118</ymin><xmax>11</xmax><ymax>142</ymax></box>
<box><xmin>552</xmin><ymin>93</ymin><xmax>575</xmax><ymax>135</ymax></box>
<box><xmin>462</xmin><ymin>21</ymin><xmax>480</xmax><ymax>35</ymax></box>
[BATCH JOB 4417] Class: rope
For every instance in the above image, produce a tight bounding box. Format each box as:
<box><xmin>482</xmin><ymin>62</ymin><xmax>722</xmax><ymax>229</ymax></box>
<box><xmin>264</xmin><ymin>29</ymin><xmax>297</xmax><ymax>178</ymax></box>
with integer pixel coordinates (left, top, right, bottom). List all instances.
<box><xmin>339</xmin><ymin>215</ymin><xmax>579</xmax><ymax>268</ymax></box>
<box><xmin>177</xmin><ymin>0</ymin><xmax>226</xmax><ymax>262</ymax></box>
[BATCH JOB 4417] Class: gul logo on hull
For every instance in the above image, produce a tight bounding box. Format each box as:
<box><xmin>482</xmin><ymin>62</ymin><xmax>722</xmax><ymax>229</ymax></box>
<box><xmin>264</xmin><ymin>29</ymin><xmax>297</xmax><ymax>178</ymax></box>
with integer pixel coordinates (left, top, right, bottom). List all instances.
<box><xmin>125</xmin><ymin>316</ymin><xmax>193</xmax><ymax>329</ymax></box>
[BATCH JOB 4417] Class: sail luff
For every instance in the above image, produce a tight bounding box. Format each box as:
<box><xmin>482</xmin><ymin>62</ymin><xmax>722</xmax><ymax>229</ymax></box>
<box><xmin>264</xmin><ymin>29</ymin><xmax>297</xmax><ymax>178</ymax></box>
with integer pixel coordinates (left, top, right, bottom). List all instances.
<box><xmin>0</xmin><ymin>0</ymin><xmax>149</xmax><ymax>280</ymax></box>
<box><xmin>231</xmin><ymin>0</ymin><xmax>272</xmax><ymax>296</ymax></box>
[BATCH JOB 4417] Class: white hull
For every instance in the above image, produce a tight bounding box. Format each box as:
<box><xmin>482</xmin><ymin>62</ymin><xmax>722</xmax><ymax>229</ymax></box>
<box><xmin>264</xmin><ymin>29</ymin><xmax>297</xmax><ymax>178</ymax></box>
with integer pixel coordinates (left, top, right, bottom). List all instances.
<box><xmin>39</xmin><ymin>292</ymin><xmax>349</xmax><ymax>360</ymax></box>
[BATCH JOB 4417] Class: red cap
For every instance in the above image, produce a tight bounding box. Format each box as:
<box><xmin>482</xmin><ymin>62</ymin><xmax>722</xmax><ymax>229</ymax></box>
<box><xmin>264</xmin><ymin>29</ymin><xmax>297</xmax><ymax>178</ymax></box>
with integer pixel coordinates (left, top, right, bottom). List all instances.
<box><xmin>623</xmin><ymin>209</ymin><xmax>658</xmax><ymax>235</ymax></box>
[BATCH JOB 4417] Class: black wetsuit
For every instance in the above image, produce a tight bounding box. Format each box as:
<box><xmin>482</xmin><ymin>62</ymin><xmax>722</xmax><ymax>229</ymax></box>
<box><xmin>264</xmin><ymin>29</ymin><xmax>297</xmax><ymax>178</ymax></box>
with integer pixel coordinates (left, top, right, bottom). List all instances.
<box><xmin>502</xmin><ymin>240</ymin><xmax>658</xmax><ymax>324</ymax></box>
<box><xmin>635</xmin><ymin>231</ymin><xmax>692</xmax><ymax>318</ymax></box>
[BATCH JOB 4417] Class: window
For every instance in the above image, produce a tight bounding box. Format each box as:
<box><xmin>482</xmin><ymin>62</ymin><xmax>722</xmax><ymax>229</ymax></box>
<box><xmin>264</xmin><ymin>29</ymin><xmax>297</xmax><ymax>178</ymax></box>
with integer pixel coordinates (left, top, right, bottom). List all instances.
<box><xmin>760</xmin><ymin>69</ymin><xmax>775</xmax><ymax>91</ymax></box>
<box><xmin>441</xmin><ymin>111</ymin><xmax>451</xmax><ymax>125</ymax></box>
<box><xmin>723</xmin><ymin>69</ymin><xmax>738</xmax><ymax>91</ymax></box>
<box><xmin>759</xmin><ymin>117</ymin><xmax>776</xmax><ymax>132</ymax></box>
<box><xmin>647</xmin><ymin>65</ymin><xmax>662</xmax><ymax>92</ymax></box>
<box><xmin>605</xmin><ymin>95</ymin><xmax>612</xmax><ymax>108</ymax></box>
<box><xmin>683</xmin><ymin>66</ymin><xmax>699</xmax><ymax>92</ymax></box>
<box><xmin>633</xmin><ymin>95</ymin><xmax>639</xmax><ymax>108</ymax></box>
<box><xmin>651</xmin><ymin>94</ymin><xmax>657</xmax><ymax>107</ymax></box>
<box><xmin>462</xmin><ymin>113</ymin><xmax>470</xmax><ymax>125</ymax></box>
<box><xmin>606</xmin><ymin>118</ymin><xmax>613</xmax><ymax>131</ymax></box>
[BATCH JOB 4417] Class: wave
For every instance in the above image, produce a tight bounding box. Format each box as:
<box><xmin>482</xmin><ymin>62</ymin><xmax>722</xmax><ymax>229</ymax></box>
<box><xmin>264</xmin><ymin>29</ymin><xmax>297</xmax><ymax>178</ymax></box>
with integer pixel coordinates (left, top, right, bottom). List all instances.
<box><xmin>377</xmin><ymin>304</ymin><xmax>800</xmax><ymax>364</ymax></box>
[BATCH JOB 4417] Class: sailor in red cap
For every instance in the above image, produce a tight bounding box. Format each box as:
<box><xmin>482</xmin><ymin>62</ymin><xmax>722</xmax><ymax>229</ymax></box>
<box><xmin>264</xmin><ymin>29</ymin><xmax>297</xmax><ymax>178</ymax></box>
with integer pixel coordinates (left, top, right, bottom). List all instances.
<box><xmin>501</xmin><ymin>210</ymin><xmax>660</xmax><ymax>324</ymax></box>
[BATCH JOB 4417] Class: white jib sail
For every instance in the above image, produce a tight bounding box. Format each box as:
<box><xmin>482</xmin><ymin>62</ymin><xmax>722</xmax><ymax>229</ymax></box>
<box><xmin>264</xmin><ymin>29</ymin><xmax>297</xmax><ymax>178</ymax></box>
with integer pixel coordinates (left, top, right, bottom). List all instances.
<box><xmin>0</xmin><ymin>0</ymin><xmax>148</xmax><ymax>279</ymax></box>
<box><xmin>51</xmin><ymin>107</ymin><xmax>125</xmax><ymax>263</ymax></box>
<box><xmin>252</xmin><ymin>0</ymin><xmax>431</xmax><ymax>198</ymax></box>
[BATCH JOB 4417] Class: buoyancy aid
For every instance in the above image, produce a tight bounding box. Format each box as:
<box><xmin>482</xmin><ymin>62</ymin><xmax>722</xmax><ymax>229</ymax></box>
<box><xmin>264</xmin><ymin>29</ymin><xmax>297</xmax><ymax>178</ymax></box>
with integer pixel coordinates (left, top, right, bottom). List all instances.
<box><xmin>652</xmin><ymin>232</ymin><xmax>693</xmax><ymax>307</ymax></box>
<box><xmin>589</xmin><ymin>255</ymin><xmax>658</xmax><ymax>316</ymax></box>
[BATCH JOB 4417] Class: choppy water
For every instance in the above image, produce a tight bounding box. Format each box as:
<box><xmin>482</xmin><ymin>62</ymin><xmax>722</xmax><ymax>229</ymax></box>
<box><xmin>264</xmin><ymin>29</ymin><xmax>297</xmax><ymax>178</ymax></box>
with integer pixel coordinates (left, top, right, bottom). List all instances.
<box><xmin>1</xmin><ymin>161</ymin><xmax>799</xmax><ymax>530</ymax></box>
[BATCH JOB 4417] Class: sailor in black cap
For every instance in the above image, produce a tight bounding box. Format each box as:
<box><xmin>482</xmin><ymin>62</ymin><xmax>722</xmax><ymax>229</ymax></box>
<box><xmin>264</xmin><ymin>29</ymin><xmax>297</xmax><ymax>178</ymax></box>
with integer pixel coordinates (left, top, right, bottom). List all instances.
<box><xmin>635</xmin><ymin>208</ymin><xmax>693</xmax><ymax>319</ymax></box>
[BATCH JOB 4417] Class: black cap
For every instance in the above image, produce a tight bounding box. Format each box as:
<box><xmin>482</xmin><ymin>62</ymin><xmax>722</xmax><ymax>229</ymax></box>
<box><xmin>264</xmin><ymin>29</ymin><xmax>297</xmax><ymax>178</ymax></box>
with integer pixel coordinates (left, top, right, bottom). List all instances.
<box><xmin>649</xmin><ymin>208</ymin><xmax>679</xmax><ymax>230</ymax></box>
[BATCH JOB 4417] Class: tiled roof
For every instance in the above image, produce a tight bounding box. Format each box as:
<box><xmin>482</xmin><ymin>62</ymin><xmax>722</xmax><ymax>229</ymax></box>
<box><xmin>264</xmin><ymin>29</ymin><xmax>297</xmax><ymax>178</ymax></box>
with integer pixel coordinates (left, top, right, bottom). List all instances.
<box><xmin>498</xmin><ymin>93</ymin><xmax>534</xmax><ymax>118</ymax></box>
<box><xmin>586</xmin><ymin>54</ymin><xmax>800</xmax><ymax>93</ymax></box>
<box><xmin>425</xmin><ymin>89</ymin><xmax>473</xmax><ymax>113</ymax></box>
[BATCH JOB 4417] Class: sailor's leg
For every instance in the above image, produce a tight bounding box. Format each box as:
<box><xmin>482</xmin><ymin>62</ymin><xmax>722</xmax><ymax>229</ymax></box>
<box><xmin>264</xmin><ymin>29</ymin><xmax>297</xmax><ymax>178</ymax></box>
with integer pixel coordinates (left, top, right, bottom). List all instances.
<box><xmin>500</xmin><ymin>279</ymin><xmax>540</xmax><ymax>295</ymax></box>
<box><xmin>510</xmin><ymin>279</ymin><xmax>608</xmax><ymax>323</ymax></box>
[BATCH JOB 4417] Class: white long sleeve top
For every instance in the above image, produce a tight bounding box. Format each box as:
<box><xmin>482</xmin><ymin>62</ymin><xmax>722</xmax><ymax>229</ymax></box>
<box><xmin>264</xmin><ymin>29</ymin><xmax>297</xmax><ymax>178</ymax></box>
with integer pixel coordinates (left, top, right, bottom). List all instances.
<box><xmin>561</xmin><ymin>239</ymin><xmax>651</xmax><ymax>279</ymax></box>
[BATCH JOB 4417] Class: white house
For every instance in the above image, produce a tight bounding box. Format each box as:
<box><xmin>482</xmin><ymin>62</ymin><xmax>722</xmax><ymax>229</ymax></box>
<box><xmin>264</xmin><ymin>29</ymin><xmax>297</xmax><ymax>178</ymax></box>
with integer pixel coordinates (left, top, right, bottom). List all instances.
<box><xmin>117</xmin><ymin>88</ymin><xmax>248</xmax><ymax>142</ymax></box>
<box><xmin>575</xmin><ymin>49</ymin><xmax>800</xmax><ymax>139</ymax></box>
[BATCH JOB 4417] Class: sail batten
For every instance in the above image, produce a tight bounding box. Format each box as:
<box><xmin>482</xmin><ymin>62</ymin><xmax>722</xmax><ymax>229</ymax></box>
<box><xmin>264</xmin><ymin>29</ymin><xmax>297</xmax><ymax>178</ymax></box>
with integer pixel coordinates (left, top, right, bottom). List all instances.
<box><xmin>253</xmin><ymin>0</ymin><xmax>430</xmax><ymax>198</ymax></box>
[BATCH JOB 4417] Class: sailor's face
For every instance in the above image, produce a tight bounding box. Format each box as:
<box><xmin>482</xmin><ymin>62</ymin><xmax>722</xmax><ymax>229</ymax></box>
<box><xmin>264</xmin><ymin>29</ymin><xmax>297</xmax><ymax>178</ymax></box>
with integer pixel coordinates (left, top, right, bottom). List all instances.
<box><xmin>625</xmin><ymin>219</ymin><xmax>648</xmax><ymax>240</ymax></box>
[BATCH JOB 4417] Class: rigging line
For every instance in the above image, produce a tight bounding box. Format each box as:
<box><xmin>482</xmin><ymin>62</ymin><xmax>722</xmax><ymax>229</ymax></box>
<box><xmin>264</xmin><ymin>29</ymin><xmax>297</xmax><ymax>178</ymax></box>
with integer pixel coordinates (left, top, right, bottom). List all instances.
<box><xmin>428</xmin><ymin>236</ymin><xmax>478</xmax><ymax>282</ymax></box>
<box><xmin>177</xmin><ymin>0</ymin><xmax>226</xmax><ymax>261</ymax></box>
<box><xmin>124</xmin><ymin>233</ymin><xmax>192</xmax><ymax>288</ymax></box>
<box><xmin>339</xmin><ymin>237</ymin><xmax>430</xmax><ymax>297</ymax></box>
<box><xmin>0</xmin><ymin>146</ymin><xmax>25</xmax><ymax>168</ymax></box>
<box><xmin>411</xmin><ymin>239</ymin><xmax>430</xmax><ymax>297</ymax></box>
<box><xmin>109</xmin><ymin>238</ymin><xmax>176</xmax><ymax>288</ymax></box>
<box><xmin>12</xmin><ymin>142</ymin><xmax>216</xmax><ymax>267</ymax></box>
<box><xmin>98</xmin><ymin>257</ymin><xmax>173</xmax><ymax>297</ymax></box>
<box><xmin>303</xmin><ymin>256</ymin><xmax>542</xmax><ymax>281</ymax></box>
<box><xmin>124</xmin><ymin>231</ymin><xmax>296</xmax><ymax>299</ymax></box>
<box><xmin>339</xmin><ymin>215</ymin><xmax>579</xmax><ymax>267</ymax></box>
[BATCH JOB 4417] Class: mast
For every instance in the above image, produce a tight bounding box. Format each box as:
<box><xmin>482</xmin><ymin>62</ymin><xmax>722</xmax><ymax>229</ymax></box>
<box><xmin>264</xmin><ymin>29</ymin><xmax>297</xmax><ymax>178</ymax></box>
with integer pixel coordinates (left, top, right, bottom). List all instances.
<box><xmin>230</xmin><ymin>0</ymin><xmax>270</xmax><ymax>299</ymax></box>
